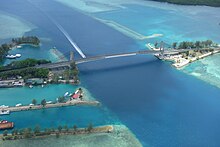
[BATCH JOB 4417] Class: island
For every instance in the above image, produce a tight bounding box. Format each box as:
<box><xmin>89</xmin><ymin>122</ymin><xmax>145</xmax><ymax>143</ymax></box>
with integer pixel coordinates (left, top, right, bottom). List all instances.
<box><xmin>0</xmin><ymin>36</ymin><xmax>40</xmax><ymax>62</ymax></box>
<box><xmin>0</xmin><ymin>58</ymin><xmax>80</xmax><ymax>88</ymax></box>
<box><xmin>150</xmin><ymin>40</ymin><xmax>220</xmax><ymax>68</ymax></box>
<box><xmin>151</xmin><ymin>0</ymin><xmax>220</xmax><ymax>7</ymax></box>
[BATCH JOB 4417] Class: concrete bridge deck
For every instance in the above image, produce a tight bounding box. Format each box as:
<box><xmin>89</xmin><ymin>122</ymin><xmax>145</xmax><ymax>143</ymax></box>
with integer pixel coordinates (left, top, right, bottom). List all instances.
<box><xmin>35</xmin><ymin>47</ymin><xmax>220</xmax><ymax>69</ymax></box>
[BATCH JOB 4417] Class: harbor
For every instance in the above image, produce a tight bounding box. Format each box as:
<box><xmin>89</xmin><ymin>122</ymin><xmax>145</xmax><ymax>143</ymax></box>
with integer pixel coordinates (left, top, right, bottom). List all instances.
<box><xmin>0</xmin><ymin>88</ymin><xmax>100</xmax><ymax>115</ymax></box>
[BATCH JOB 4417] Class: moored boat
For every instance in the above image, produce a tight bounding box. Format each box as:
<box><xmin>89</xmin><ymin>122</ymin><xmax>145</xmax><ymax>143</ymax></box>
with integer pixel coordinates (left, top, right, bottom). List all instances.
<box><xmin>6</xmin><ymin>54</ymin><xmax>17</xmax><ymax>59</ymax></box>
<box><xmin>0</xmin><ymin>105</ymin><xmax>9</xmax><ymax>109</ymax></box>
<box><xmin>15</xmin><ymin>103</ymin><xmax>22</xmax><ymax>107</ymax></box>
<box><xmin>0</xmin><ymin>110</ymin><xmax>10</xmax><ymax>115</ymax></box>
<box><xmin>0</xmin><ymin>120</ymin><xmax>14</xmax><ymax>130</ymax></box>
<box><xmin>15</xmin><ymin>53</ymin><xmax>21</xmax><ymax>58</ymax></box>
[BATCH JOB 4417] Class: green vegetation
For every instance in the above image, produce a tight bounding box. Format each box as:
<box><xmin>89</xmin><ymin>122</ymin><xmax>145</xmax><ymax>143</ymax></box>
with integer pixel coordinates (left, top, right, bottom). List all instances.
<box><xmin>51</xmin><ymin>61</ymin><xmax>80</xmax><ymax>84</ymax></box>
<box><xmin>0</xmin><ymin>44</ymin><xmax>10</xmax><ymax>62</ymax></box>
<box><xmin>32</xmin><ymin>99</ymin><xmax>37</xmax><ymax>105</ymax></box>
<box><xmin>12</xmin><ymin>36</ymin><xmax>40</xmax><ymax>46</ymax></box>
<box><xmin>87</xmin><ymin>123</ymin><xmax>93</xmax><ymax>132</ymax></box>
<box><xmin>172</xmin><ymin>40</ymin><xmax>217</xmax><ymax>49</ymax></box>
<box><xmin>1</xmin><ymin>124</ymin><xmax>113</xmax><ymax>141</ymax></box>
<box><xmin>0</xmin><ymin>36</ymin><xmax>40</xmax><ymax>62</ymax></box>
<box><xmin>57</xmin><ymin>96</ymin><xmax>66</xmax><ymax>103</ymax></box>
<box><xmin>0</xmin><ymin>68</ymin><xmax>49</xmax><ymax>80</ymax></box>
<box><xmin>0</xmin><ymin>58</ymin><xmax>51</xmax><ymax>72</ymax></box>
<box><xmin>41</xmin><ymin>99</ymin><xmax>47</xmax><ymax>107</ymax></box>
<box><xmin>152</xmin><ymin>0</ymin><xmax>220</xmax><ymax>7</ymax></box>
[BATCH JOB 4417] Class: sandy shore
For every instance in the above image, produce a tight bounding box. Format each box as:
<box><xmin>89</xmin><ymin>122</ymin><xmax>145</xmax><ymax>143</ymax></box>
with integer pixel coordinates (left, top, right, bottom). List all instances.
<box><xmin>172</xmin><ymin>50</ymin><xmax>220</xmax><ymax>69</ymax></box>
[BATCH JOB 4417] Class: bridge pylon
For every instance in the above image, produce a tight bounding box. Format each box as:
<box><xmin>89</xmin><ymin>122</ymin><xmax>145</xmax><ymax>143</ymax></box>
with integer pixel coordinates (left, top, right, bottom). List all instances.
<box><xmin>159</xmin><ymin>41</ymin><xmax>165</xmax><ymax>59</ymax></box>
<box><xmin>70</xmin><ymin>51</ymin><xmax>74</xmax><ymax>61</ymax></box>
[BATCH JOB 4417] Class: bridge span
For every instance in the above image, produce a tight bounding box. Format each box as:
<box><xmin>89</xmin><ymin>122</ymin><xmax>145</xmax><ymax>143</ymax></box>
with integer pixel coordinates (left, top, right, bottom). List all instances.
<box><xmin>35</xmin><ymin>47</ymin><xmax>220</xmax><ymax>70</ymax></box>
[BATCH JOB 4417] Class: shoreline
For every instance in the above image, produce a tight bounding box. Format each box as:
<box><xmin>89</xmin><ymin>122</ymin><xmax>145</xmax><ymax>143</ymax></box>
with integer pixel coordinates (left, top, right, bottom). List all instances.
<box><xmin>10</xmin><ymin>43</ymin><xmax>39</xmax><ymax>50</ymax></box>
<box><xmin>0</xmin><ymin>125</ymin><xmax>114</xmax><ymax>140</ymax></box>
<box><xmin>172</xmin><ymin>50</ymin><xmax>220</xmax><ymax>69</ymax></box>
<box><xmin>2</xmin><ymin>99</ymin><xmax>100</xmax><ymax>114</ymax></box>
<box><xmin>150</xmin><ymin>0</ymin><xmax>220</xmax><ymax>7</ymax></box>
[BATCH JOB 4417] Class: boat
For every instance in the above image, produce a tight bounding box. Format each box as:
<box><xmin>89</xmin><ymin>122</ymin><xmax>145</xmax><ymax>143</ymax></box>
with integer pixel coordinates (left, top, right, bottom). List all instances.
<box><xmin>15</xmin><ymin>103</ymin><xmax>22</xmax><ymax>107</ymax></box>
<box><xmin>0</xmin><ymin>120</ymin><xmax>14</xmax><ymax>130</ymax></box>
<box><xmin>16</xmin><ymin>45</ymin><xmax>22</xmax><ymax>48</ymax></box>
<box><xmin>6</xmin><ymin>55</ymin><xmax>16</xmax><ymax>59</ymax></box>
<box><xmin>0</xmin><ymin>105</ymin><xmax>9</xmax><ymax>109</ymax></box>
<box><xmin>29</xmin><ymin>104</ymin><xmax>34</xmax><ymax>106</ymax></box>
<box><xmin>0</xmin><ymin>110</ymin><xmax>10</xmax><ymax>115</ymax></box>
<box><xmin>46</xmin><ymin>101</ymin><xmax>52</xmax><ymax>104</ymax></box>
<box><xmin>64</xmin><ymin>92</ymin><xmax>69</xmax><ymax>97</ymax></box>
<box><xmin>29</xmin><ymin>85</ymin><xmax>33</xmax><ymax>88</ymax></box>
<box><xmin>74</xmin><ymin>90</ymin><xmax>79</xmax><ymax>94</ymax></box>
<box><xmin>15</xmin><ymin>54</ymin><xmax>21</xmax><ymax>58</ymax></box>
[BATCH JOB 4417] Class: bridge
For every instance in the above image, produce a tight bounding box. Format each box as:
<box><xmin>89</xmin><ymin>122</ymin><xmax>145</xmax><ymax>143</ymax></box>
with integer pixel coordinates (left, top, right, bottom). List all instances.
<box><xmin>35</xmin><ymin>47</ymin><xmax>220</xmax><ymax>70</ymax></box>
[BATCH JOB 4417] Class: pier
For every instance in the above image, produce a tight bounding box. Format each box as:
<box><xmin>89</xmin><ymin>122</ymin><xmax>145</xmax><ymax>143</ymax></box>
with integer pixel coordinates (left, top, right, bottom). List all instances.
<box><xmin>2</xmin><ymin>100</ymin><xmax>100</xmax><ymax>113</ymax></box>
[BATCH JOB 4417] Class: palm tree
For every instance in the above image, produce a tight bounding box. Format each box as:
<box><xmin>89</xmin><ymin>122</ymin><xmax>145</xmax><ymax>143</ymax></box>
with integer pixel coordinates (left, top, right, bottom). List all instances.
<box><xmin>87</xmin><ymin>123</ymin><xmax>93</xmax><ymax>133</ymax></box>
<box><xmin>12</xmin><ymin>130</ymin><xmax>15</xmax><ymax>136</ymax></box>
<box><xmin>41</xmin><ymin>99</ymin><xmax>46</xmax><ymax>107</ymax></box>
<box><xmin>32</xmin><ymin>99</ymin><xmax>37</xmax><ymax>105</ymax></box>
<box><xmin>3</xmin><ymin>130</ymin><xmax>8</xmax><ymax>136</ymax></box>
<box><xmin>73</xmin><ymin>125</ymin><xmax>77</xmax><ymax>133</ymax></box>
<box><xmin>58</xmin><ymin>125</ymin><xmax>62</xmax><ymax>132</ymax></box>
<box><xmin>172</xmin><ymin>42</ymin><xmax>177</xmax><ymax>49</ymax></box>
<box><xmin>64</xmin><ymin>125</ymin><xmax>69</xmax><ymax>132</ymax></box>
<box><xmin>34</xmin><ymin>125</ymin><xmax>40</xmax><ymax>134</ymax></box>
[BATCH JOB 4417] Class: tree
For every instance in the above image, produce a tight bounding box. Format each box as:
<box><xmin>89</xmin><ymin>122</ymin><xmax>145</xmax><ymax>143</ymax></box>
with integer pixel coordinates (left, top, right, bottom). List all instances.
<box><xmin>14</xmin><ymin>129</ymin><xmax>18</xmax><ymax>135</ymax></box>
<box><xmin>58</xmin><ymin>125</ymin><xmax>62</xmax><ymax>132</ymax></box>
<box><xmin>172</xmin><ymin>42</ymin><xmax>177</xmax><ymax>49</ymax></box>
<box><xmin>154</xmin><ymin>42</ymin><xmax>158</xmax><ymax>48</ymax></box>
<box><xmin>41</xmin><ymin>99</ymin><xmax>47</xmax><ymax>107</ymax></box>
<box><xmin>73</xmin><ymin>125</ymin><xmax>77</xmax><ymax>132</ymax></box>
<box><xmin>23</xmin><ymin>128</ymin><xmax>32</xmax><ymax>138</ymax></box>
<box><xmin>70</xmin><ymin>62</ymin><xmax>76</xmax><ymax>70</ymax></box>
<box><xmin>64</xmin><ymin>125</ymin><xmax>69</xmax><ymax>132</ymax></box>
<box><xmin>58</xmin><ymin>96</ymin><xmax>65</xmax><ymax>103</ymax></box>
<box><xmin>12</xmin><ymin>130</ymin><xmax>16</xmax><ymax>136</ymax></box>
<box><xmin>19</xmin><ymin>129</ymin><xmax>24</xmax><ymax>135</ymax></box>
<box><xmin>32</xmin><ymin>99</ymin><xmax>37</xmax><ymax>105</ymax></box>
<box><xmin>3</xmin><ymin>130</ymin><xmax>8</xmax><ymax>136</ymax></box>
<box><xmin>73</xmin><ymin>69</ymin><xmax>79</xmax><ymax>77</ymax></box>
<box><xmin>195</xmin><ymin>41</ymin><xmax>201</xmax><ymax>48</ymax></box>
<box><xmin>34</xmin><ymin>125</ymin><xmax>40</xmax><ymax>134</ymax></box>
<box><xmin>87</xmin><ymin>123</ymin><xmax>93</xmax><ymax>133</ymax></box>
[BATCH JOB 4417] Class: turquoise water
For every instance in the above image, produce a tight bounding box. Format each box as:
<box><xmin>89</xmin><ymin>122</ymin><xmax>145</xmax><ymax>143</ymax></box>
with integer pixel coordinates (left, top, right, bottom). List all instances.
<box><xmin>93</xmin><ymin>4</ymin><xmax>220</xmax><ymax>44</ymax></box>
<box><xmin>0</xmin><ymin>84</ymin><xmax>81</xmax><ymax>106</ymax></box>
<box><xmin>183</xmin><ymin>53</ymin><xmax>220</xmax><ymax>88</ymax></box>
<box><xmin>1</xmin><ymin>0</ymin><xmax>220</xmax><ymax>146</ymax></box>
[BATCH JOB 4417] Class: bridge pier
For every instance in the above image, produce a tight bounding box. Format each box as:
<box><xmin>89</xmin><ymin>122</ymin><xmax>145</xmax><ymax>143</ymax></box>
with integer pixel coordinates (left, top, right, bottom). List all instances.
<box><xmin>159</xmin><ymin>41</ymin><xmax>165</xmax><ymax>59</ymax></box>
<box><xmin>70</xmin><ymin>51</ymin><xmax>74</xmax><ymax>61</ymax></box>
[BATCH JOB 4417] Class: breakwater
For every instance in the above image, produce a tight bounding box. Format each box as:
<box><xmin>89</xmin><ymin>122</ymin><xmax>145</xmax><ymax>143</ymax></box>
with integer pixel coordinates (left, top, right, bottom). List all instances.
<box><xmin>2</xmin><ymin>100</ymin><xmax>100</xmax><ymax>113</ymax></box>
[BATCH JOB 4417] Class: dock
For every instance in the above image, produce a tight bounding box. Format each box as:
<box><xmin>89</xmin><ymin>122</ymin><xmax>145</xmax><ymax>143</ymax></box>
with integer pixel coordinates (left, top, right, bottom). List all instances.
<box><xmin>2</xmin><ymin>100</ymin><xmax>100</xmax><ymax>113</ymax></box>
